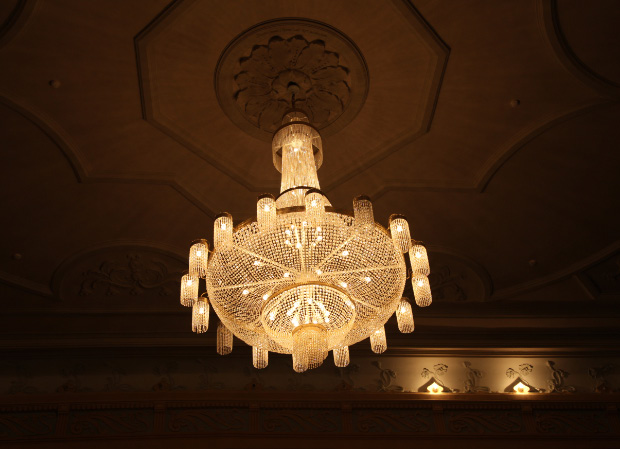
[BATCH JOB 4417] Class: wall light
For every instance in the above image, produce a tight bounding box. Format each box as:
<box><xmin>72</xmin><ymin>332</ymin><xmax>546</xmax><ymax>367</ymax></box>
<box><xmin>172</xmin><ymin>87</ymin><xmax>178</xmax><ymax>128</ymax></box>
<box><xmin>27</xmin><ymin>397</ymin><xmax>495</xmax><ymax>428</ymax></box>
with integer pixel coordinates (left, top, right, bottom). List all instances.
<box><xmin>513</xmin><ymin>382</ymin><xmax>530</xmax><ymax>394</ymax></box>
<box><xmin>427</xmin><ymin>382</ymin><xmax>444</xmax><ymax>394</ymax></box>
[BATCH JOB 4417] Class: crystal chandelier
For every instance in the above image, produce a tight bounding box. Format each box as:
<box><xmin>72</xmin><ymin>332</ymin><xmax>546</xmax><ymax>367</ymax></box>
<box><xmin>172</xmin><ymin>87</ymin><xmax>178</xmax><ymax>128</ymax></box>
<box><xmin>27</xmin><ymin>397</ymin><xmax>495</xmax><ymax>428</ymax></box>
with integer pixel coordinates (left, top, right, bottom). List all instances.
<box><xmin>180</xmin><ymin>102</ymin><xmax>431</xmax><ymax>372</ymax></box>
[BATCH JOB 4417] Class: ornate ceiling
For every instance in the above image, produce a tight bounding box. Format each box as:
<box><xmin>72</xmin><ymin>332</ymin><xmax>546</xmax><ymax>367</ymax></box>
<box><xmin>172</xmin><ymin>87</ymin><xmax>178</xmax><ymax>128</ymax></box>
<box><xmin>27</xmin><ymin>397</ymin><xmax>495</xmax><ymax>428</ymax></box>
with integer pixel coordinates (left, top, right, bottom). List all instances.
<box><xmin>0</xmin><ymin>0</ymin><xmax>619</xmax><ymax>355</ymax></box>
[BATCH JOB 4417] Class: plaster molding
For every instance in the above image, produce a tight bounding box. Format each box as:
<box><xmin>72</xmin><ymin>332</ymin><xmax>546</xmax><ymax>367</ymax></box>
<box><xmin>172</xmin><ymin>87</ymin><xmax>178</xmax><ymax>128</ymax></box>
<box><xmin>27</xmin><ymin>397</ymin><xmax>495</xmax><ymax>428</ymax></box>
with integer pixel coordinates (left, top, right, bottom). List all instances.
<box><xmin>538</xmin><ymin>0</ymin><xmax>620</xmax><ymax>99</ymax></box>
<box><xmin>0</xmin><ymin>93</ymin><xmax>219</xmax><ymax>219</ymax></box>
<box><xmin>134</xmin><ymin>0</ymin><xmax>449</xmax><ymax>194</ymax></box>
<box><xmin>0</xmin><ymin>0</ymin><xmax>37</xmax><ymax>49</ymax></box>
<box><xmin>369</xmin><ymin>99</ymin><xmax>616</xmax><ymax>200</ymax></box>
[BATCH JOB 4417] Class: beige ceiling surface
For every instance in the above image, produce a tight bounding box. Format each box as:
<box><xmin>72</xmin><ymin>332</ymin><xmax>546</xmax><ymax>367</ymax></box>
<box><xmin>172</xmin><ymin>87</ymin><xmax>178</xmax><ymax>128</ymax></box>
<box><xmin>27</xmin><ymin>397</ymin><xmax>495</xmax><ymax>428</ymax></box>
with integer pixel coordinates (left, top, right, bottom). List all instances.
<box><xmin>0</xmin><ymin>0</ymin><xmax>619</xmax><ymax>350</ymax></box>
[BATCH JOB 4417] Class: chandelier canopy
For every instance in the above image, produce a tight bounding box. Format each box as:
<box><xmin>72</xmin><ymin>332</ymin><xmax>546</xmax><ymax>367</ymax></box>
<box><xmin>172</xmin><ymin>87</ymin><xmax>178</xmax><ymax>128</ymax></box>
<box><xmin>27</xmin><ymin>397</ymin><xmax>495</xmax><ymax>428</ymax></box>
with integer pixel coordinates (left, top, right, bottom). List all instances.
<box><xmin>181</xmin><ymin>106</ymin><xmax>431</xmax><ymax>372</ymax></box>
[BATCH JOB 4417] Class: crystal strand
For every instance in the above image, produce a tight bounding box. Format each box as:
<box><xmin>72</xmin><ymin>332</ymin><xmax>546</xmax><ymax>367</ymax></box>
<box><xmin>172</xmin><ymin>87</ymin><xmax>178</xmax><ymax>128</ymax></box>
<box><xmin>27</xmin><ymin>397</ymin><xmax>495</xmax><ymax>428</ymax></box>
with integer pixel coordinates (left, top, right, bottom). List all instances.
<box><xmin>395</xmin><ymin>297</ymin><xmax>414</xmax><ymax>333</ymax></box>
<box><xmin>216</xmin><ymin>321</ymin><xmax>233</xmax><ymax>355</ymax></box>
<box><xmin>333</xmin><ymin>346</ymin><xmax>350</xmax><ymax>367</ymax></box>
<box><xmin>192</xmin><ymin>296</ymin><xmax>209</xmax><ymax>333</ymax></box>
<box><xmin>389</xmin><ymin>214</ymin><xmax>412</xmax><ymax>253</ymax></box>
<box><xmin>370</xmin><ymin>326</ymin><xmax>387</xmax><ymax>354</ymax></box>
<box><xmin>189</xmin><ymin>239</ymin><xmax>208</xmax><ymax>278</ymax></box>
<box><xmin>257</xmin><ymin>194</ymin><xmax>276</xmax><ymax>229</ymax></box>
<box><xmin>252</xmin><ymin>346</ymin><xmax>269</xmax><ymax>369</ymax></box>
<box><xmin>214</xmin><ymin>213</ymin><xmax>233</xmax><ymax>249</ymax></box>
<box><xmin>180</xmin><ymin>273</ymin><xmax>198</xmax><ymax>307</ymax></box>
<box><xmin>412</xmin><ymin>274</ymin><xmax>432</xmax><ymax>307</ymax></box>
<box><xmin>409</xmin><ymin>244</ymin><xmax>430</xmax><ymax>276</ymax></box>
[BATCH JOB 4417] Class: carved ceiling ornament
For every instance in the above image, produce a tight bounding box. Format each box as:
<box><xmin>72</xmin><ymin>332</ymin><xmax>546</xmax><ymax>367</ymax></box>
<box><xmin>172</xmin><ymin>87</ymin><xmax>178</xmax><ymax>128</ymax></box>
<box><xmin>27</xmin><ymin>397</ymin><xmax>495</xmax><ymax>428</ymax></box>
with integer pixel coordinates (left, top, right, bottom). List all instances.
<box><xmin>234</xmin><ymin>35</ymin><xmax>350</xmax><ymax>132</ymax></box>
<box><xmin>215</xmin><ymin>19</ymin><xmax>369</xmax><ymax>141</ymax></box>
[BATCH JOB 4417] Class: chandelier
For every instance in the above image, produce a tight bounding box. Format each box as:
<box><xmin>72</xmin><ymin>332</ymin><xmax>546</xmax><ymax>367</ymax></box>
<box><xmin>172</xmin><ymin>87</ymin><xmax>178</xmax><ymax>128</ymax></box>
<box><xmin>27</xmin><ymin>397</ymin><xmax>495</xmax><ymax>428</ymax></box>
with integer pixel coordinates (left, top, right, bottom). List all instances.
<box><xmin>180</xmin><ymin>99</ymin><xmax>432</xmax><ymax>372</ymax></box>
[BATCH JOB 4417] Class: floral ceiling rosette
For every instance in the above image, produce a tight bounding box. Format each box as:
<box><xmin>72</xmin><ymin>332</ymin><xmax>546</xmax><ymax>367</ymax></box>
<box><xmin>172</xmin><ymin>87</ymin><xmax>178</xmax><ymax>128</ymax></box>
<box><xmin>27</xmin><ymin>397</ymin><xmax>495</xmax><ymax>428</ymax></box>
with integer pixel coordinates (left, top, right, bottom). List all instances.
<box><xmin>233</xmin><ymin>35</ymin><xmax>351</xmax><ymax>132</ymax></box>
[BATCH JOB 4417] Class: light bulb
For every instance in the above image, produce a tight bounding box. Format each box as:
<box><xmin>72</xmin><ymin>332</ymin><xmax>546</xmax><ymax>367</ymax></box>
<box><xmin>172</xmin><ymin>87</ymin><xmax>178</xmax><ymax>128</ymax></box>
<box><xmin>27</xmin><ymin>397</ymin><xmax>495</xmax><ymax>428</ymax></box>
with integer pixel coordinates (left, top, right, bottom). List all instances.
<box><xmin>340</xmin><ymin>282</ymin><xmax>347</xmax><ymax>288</ymax></box>
<box><xmin>242</xmin><ymin>289</ymin><xmax>249</xmax><ymax>295</ymax></box>
<box><xmin>220</xmin><ymin>223</ymin><xmax>226</xmax><ymax>230</ymax></box>
<box><xmin>427</xmin><ymin>382</ymin><xmax>443</xmax><ymax>394</ymax></box>
<box><xmin>196</xmin><ymin>250</ymin><xmax>202</xmax><ymax>257</ymax></box>
<box><xmin>311</xmin><ymin>200</ymin><xmax>317</xmax><ymax>206</ymax></box>
<box><xmin>317</xmin><ymin>235</ymin><xmax>322</xmax><ymax>241</ymax></box>
<box><xmin>199</xmin><ymin>307</ymin><xmax>205</xmax><ymax>314</ymax></box>
<box><xmin>293</xmin><ymin>147</ymin><xmax>299</xmax><ymax>152</ymax></box>
<box><xmin>262</xmin><ymin>293</ymin><xmax>269</xmax><ymax>300</ymax></box>
<box><xmin>263</xmin><ymin>205</ymin><xmax>270</xmax><ymax>212</ymax></box>
<box><xmin>397</xmin><ymin>225</ymin><xmax>403</xmax><ymax>232</ymax></box>
<box><xmin>316</xmin><ymin>269</ymin><xmax>322</xmax><ymax>275</ymax></box>
<box><xmin>296</xmin><ymin>243</ymin><xmax>302</xmax><ymax>249</ymax></box>
<box><xmin>285</xmin><ymin>229</ymin><xmax>291</xmax><ymax>236</ymax></box>
<box><xmin>316</xmin><ymin>227</ymin><xmax>321</xmax><ymax>232</ymax></box>
<box><xmin>187</xmin><ymin>279</ymin><xmax>193</xmax><ymax>286</ymax></box>
<box><xmin>415</xmin><ymin>252</ymin><xmax>422</xmax><ymax>258</ymax></box>
<box><xmin>417</xmin><ymin>280</ymin><xmax>424</xmax><ymax>287</ymax></box>
<box><xmin>284</xmin><ymin>272</ymin><xmax>290</xmax><ymax>278</ymax></box>
<box><xmin>365</xmin><ymin>276</ymin><xmax>371</xmax><ymax>283</ymax></box>
<box><xmin>514</xmin><ymin>382</ymin><xmax>530</xmax><ymax>394</ymax></box>
<box><xmin>342</xmin><ymin>250</ymin><xmax>349</xmax><ymax>256</ymax></box>
<box><xmin>253</xmin><ymin>260</ymin><xmax>261</xmax><ymax>266</ymax></box>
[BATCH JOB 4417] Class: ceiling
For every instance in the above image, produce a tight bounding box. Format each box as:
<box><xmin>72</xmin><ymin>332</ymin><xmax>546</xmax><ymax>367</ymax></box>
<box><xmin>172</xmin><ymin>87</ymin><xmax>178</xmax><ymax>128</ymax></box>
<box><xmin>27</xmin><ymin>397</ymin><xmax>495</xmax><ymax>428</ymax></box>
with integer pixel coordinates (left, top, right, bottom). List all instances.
<box><xmin>1</xmin><ymin>0</ymin><xmax>619</xmax><ymax>355</ymax></box>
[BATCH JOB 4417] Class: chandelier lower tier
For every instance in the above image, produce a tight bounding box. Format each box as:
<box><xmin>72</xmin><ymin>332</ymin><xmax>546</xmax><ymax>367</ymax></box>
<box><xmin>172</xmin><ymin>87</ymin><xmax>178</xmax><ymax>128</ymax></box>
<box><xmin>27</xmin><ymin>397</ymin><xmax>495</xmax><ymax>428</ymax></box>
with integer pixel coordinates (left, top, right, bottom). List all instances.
<box><xmin>180</xmin><ymin>110</ymin><xmax>431</xmax><ymax>372</ymax></box>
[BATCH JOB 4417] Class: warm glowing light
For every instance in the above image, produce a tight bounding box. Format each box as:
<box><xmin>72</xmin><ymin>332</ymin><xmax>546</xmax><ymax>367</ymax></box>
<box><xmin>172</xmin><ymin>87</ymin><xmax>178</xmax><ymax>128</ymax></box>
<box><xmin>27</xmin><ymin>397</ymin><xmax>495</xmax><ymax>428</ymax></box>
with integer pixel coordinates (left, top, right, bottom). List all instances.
<box><xmin>182</xmin><ymin>111</ymin><xmax>431</xmax><ymax>372</ymax></box>
<box><xmin>427</xmin><ymin>382</ymin><xmax>443</xmax><ymax>394</ymax></box>
<box><xmin>514</xmin><ymin>382</ymin><xmax>530</xmax><ymax>394</ymax></box>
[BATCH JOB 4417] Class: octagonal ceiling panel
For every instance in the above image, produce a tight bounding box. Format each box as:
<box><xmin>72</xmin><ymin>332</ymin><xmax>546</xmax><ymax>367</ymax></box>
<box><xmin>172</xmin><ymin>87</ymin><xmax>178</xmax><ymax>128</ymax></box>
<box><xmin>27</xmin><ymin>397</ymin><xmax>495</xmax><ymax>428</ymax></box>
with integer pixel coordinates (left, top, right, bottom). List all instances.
<box><xmin>136</xmin><ymin>0</ymin><xmax>448</xmax><ymax>191</ymax></box>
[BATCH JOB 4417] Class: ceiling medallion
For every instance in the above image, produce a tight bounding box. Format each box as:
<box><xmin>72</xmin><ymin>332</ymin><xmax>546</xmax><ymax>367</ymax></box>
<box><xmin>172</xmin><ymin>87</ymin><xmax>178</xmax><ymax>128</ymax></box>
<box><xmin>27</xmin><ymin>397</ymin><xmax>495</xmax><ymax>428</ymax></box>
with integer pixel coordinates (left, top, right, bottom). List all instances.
<box><xmin>215</xmin><ymin>18</ymin><xmax>369</xmax><ymax>141</ymax></box>
<box><xmin>181</xmin><ymin>82</ymin><xmax>432</xmax><ymax>372</ymax></box>
<box><xmin>233</xmin><ymin>35</ymin><xmax>350</xmax><ymax>133</ymax></box>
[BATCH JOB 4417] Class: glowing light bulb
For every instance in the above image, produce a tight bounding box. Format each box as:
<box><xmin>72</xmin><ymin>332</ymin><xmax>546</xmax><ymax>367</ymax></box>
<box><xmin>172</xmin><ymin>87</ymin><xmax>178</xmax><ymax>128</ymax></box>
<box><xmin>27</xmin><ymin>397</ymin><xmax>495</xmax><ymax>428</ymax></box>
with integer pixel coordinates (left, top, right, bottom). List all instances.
<box><xmin>311</xmin><ymin>200</ymin><xmax>317</xmax><ymax>207</ymax></box>
<box><xmin>291</xmin><ymin>317</ymin><xmax>299</xmax><ymax>327</ymax></box>
<box><xmin>427</xmin><ymin>382</ymin><xmax>443</xmax><ymax>394</ymax></box>
<box><xmin>302</xmin><ymin>221</ymin><xmax>307</xmax><ymax>226</ymax></box>
<box><xmin>514</xmin><ymin>382</ymin><xmax>530</xmax><ymax>394</ymax></box>
<box><xmin>417</xmin><ymin>280</ymin><xmax>424</xmax><ymax>287</ymax></box>
<box><xmin>397</xmin><ymin>225</ymin><xmax>403</xmax><ymax>232</ymax></box>
<box><xmin>285</xmin><ymin>229</ymin><xmax>291</xmax><ymax>236</ymax></box>
<box><xmin>285</xmin><ymin>239</ymin><xmax>291</xmax><ymax>245</ymax></box>
<box><xmin>262</xmin><ymin>294</ymin><xmax>269</xmax><ymax>300</ymax></box>
<box><xmin>316</xmin><ymin>227</ymin><xmax>321</xmax><ymax>232</ymax></box>
<box><xmin>269</xmin><ymin>312</ymin><xmax>275</xmax><ymax>321</ymax></box>
<box><xmin>340</xmin><ymin>282</ymin><xmax>347</xmax><ymax>288</ymax></box>
<box><xmin>293</xmin><ymin>147</ymin><xmax>299</xmax><ymax>152</ymax></box>
<box><xmin>264</xmin><ymin>205</ymin><xmax>270</xmax><ymax>212</ymax></box>
<box><xmin>296</xmin><ymin>243</ymin><xmax>302</xmax><ymax>249</ymax></box>
<box><xmin>253</xmin><ymin>260</ymin><xmax>261</xmax><ymax>266</ymax></box>
<box><xmin>196</xmin><ymin>250</ymin><xmax>202</xmax><ymax>257</ymax></box>
<box><xmin>316</xmin><ymin>269</ymin><xmax>322</xmax><ymax>275</ymax></box>
<box><xmin>415</xmin><ymin>252</ymin><xmax>422</xmax><ymax>258</ymax></box>
<box><xmin>284</xmin><ymin>272</ymin><xmax>290</xmax><ymax>278</ymax></box>
<box><xmin>198</xmin><ymin>307</ymin><xmax>205</xmax><ymax>314</ymax></box>
<box><xmin>242</xmin><ymin>289</ymin><xmax>249</xmax><ymax>295</ymax></box>
<box><xmin>342</xmin><ymin>250</ymin><xmax>349</xmax><ymax>257</ymax></box>
<box><xmin>221</xmin><ymin>223</ymin><xmax>226</xmax><ymax>230</ymax></box>
<box><xmin>325</xmin><ymin>317</ymin><xmax>330</xmax><ymax>323</ymax></box>
<box><xmin>365</xmin><ymin>277</ymin><xmax>371</xmax><ymax>283</ymax></box>
<box><xmin>317</xmin><ymin>235</ymin><xmax>322</xmax><ymax>241</ymax></box>
<box><xmin>187</xmin><ymin>279</ymin><xmax>193</xmax><ymax>286</ymax></box>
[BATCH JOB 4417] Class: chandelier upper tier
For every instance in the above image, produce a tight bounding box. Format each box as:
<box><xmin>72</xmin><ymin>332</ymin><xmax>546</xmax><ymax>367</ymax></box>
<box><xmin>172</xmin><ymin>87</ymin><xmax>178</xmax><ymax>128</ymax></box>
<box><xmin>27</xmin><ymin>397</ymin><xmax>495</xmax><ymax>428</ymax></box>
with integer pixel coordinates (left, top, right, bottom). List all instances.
<box><xmin>180</xmin><ymin>104</ymin><xmax>432</xmax><ymax>373</ymax></box>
